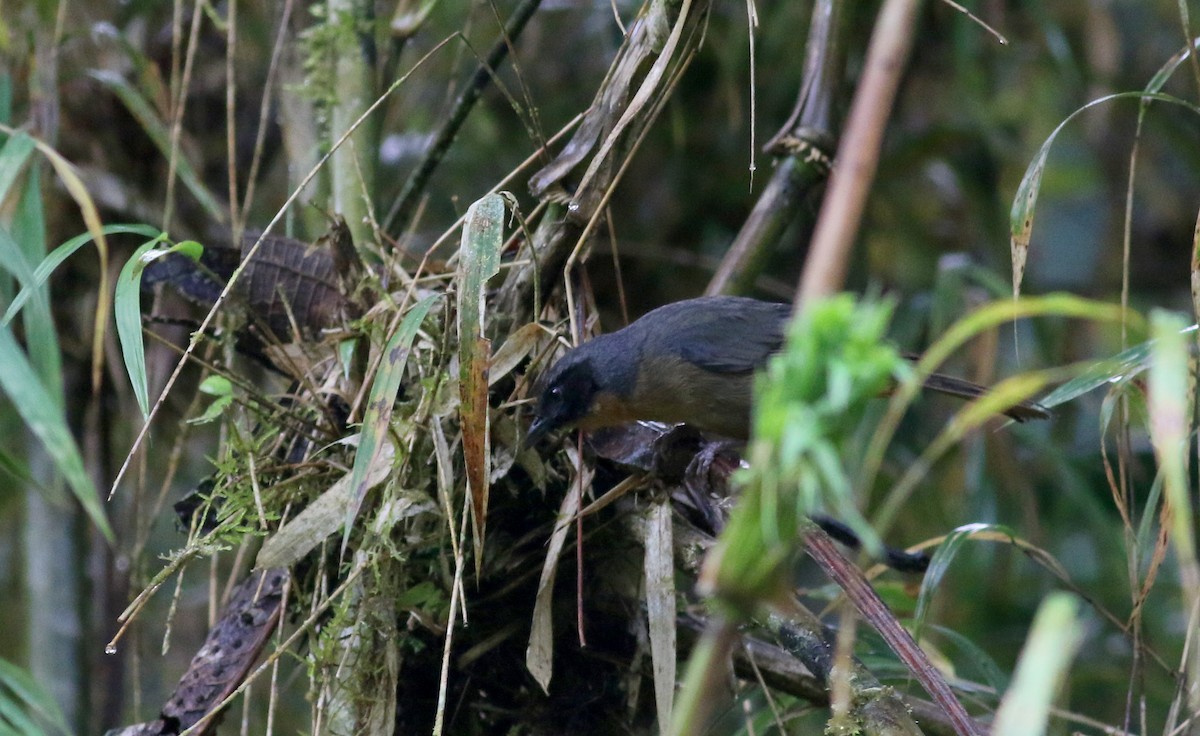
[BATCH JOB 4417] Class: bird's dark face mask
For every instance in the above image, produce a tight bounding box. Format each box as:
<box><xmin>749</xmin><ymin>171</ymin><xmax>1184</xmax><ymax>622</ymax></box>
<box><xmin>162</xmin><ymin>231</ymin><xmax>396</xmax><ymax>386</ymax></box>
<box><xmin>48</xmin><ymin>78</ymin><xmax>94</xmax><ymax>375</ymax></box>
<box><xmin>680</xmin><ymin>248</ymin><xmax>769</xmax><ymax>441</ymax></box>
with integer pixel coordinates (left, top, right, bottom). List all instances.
<box><xmin>526</xmin><ymin>360</ymin><xmax>598</xmax><ymax>447</ymax></box>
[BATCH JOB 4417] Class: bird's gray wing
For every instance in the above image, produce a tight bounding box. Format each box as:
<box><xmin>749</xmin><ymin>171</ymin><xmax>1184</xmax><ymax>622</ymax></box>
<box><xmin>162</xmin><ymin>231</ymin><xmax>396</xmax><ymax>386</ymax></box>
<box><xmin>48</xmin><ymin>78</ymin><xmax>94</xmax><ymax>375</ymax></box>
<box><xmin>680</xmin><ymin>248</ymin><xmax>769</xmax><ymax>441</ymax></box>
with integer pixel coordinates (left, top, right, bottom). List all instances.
<box><xmin>669</xmin><ymin>297</ymin><xmax>790</xmax><ymax>374</ymax></box>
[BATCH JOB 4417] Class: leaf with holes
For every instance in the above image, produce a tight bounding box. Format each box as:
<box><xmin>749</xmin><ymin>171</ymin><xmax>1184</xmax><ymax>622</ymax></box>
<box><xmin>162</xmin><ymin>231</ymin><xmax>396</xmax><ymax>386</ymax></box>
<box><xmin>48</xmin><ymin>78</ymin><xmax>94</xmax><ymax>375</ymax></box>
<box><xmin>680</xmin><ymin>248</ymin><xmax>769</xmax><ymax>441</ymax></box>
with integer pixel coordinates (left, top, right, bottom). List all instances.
<box><xmin>340</xmin><ymin>293</ymin><xmax>440</xmax><ymax>555</ymax></box>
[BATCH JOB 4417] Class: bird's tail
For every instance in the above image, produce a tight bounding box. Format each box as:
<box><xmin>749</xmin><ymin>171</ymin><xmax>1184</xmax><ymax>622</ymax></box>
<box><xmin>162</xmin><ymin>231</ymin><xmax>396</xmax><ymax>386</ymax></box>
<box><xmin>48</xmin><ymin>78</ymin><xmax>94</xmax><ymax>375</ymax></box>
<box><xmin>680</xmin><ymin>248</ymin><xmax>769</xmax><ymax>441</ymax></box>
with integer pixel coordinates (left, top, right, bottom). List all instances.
<box><xmin>922</xmin><ymin>372</ymin><xmax>1051</xmax><ymax>422</ymax></box>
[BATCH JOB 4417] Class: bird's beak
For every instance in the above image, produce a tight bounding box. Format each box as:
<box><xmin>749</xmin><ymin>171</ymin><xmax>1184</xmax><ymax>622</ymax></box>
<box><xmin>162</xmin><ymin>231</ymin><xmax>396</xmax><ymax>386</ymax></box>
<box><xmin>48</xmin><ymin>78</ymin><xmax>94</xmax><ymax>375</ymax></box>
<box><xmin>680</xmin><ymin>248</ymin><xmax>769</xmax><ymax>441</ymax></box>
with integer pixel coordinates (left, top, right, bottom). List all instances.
<box><xmin>524</xmin><ymin>416</ymin><xmax>552</xmax><ymax>449</ymax></box>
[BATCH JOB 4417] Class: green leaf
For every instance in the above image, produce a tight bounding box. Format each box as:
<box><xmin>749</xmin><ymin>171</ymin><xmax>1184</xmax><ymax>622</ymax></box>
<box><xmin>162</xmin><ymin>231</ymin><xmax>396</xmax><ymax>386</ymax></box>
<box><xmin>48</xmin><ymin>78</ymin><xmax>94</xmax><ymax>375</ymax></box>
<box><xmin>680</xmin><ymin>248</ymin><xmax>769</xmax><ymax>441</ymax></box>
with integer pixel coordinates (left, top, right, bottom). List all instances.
<box><xmin>1</xmin><ymin>224</ymin><xmax>162</xmax><ymax>329</ymax></box>
<box><xmin>188</xmin><ymin>396</ymin><xmax>234</xmax><ymax>425</ymax></box>
<box><xmin>0</xmin><ymin>446</ymin><xmax>34</xmax><ymax>488</ymax></box>
<box><xmin>9</xmin><ymin>168</ymin><xmax>61</xmax><ymax>401</ymax></box>
<box><xmin>338</xmin><ymin>337</ymin><xmax>358</xmax><ymax>380</ymax></box>
<box><xmin>703</xmin><ymin>296</ymin><xmax>903</xmax><ymax>616</ymax></box>
<box><xmin>0</xmin><ymin>123</ymin><xmax>120</xmax><ymax>394</ymax></box>
<box><xmin>341</xmin><ymin>293</ymin><xmax>441</xmax><ymax>554</ymax></box>
<box><xmin>0</xmin><ymin>325</ymin><xmax>112</xmax><ymax>540</ymax></box>
<box><xmin>0</xmin><ymin>657</ymin><xmax>71</xmax><ymax>736</ymax></box>
<box><xmin>1037</xmin><ymin>337</ymin><xmax>1155</xmax><ymax>408</ymax></box>
<box><xmin>395</xmin><ymin>581</ymin><xmax>443</xmax><ymax>610</ymax></box>
<box><xmin>925</xmin><ymin>623</ymin><xmax>1009</xmax><ymax>693</ymax></box>
<box><xmin>1010</xmin><ymin>92</ymin><xmax>1200</xmax><ymax>296</ymax></box>
<box><xmin>198</xmin><ymin>375</ymin><xmax>233</xmax><ymax>396</ymax></box>
<box><xmin>0</xmin><ymin>74</ymin><xmax>10</xmax><ymax>126</ymax></box>
<box><xmin>188</xmin><ymin>375</ymin><xmax>235</xmax><ymax>425</ymax></box>
<box><xmin>114</xmin><ymin>235</ymin><xmax>195</xmax><ymax>418</ymax></box>
<box><xmin>912</xmin><ymin>522</ymin><xmax>1020</xmax><ymax>642</ymax></box>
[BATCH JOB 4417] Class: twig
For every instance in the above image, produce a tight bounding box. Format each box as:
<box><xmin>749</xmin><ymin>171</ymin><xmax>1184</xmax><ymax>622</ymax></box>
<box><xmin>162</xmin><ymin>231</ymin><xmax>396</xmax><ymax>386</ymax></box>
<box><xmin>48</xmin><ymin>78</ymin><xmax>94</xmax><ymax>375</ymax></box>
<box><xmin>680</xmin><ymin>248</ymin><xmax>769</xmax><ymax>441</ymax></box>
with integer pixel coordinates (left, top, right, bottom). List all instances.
<box><xmin>707</xmin><ymin>0</ymin><xmax>840</xmax><ymax>296</ymax></box>
<box><xmin>804</xmin><ymin>527</ymin><xmax>984</xmax><ymax>736</ymax></box>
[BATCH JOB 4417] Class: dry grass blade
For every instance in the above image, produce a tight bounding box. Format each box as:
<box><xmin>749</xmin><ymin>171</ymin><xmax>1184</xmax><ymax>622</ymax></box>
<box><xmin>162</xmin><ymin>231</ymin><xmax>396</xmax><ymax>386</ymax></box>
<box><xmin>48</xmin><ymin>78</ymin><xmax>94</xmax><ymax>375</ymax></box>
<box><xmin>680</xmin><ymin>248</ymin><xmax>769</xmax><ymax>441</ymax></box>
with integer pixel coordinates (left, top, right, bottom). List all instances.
<box><xmin>643</xmin><ymin>496</ymin><xmax>677</xmax><ymax>735</ymax></box>
<box><xmin>526</xmin><ymin>452</ymin><xmax>592</xmax><ymax>692</ymax></box>
<box><xmin>488</xmin><ymin>321</ymin><xmax>544</xmax><ymax>387</ymax></box>
<box><xmin>574</xmin><ymin>0</ymin><xmax>694</xmax><ymax>197</ymax></box>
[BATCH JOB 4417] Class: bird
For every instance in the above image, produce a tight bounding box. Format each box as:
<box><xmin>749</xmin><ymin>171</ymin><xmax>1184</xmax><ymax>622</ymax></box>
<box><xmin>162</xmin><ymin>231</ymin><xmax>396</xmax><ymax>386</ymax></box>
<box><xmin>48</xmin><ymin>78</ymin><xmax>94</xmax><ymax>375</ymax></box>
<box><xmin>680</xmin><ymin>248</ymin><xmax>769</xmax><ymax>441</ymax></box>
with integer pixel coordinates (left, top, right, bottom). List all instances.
<box><xmin>526</xmin><ymin>295</ymin><xmax>1049</xmax><ymax>445</ymax></box>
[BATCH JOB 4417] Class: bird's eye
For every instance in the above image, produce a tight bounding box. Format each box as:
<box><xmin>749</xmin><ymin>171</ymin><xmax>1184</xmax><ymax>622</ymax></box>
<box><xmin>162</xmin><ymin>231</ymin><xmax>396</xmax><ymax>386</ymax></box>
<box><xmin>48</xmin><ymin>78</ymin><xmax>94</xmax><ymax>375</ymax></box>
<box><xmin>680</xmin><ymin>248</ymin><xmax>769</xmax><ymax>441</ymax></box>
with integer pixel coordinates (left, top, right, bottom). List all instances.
<box><xmin>549</xmin><ymin>386</ymin><xmax>562</xmax><ymax>398</ymax></box>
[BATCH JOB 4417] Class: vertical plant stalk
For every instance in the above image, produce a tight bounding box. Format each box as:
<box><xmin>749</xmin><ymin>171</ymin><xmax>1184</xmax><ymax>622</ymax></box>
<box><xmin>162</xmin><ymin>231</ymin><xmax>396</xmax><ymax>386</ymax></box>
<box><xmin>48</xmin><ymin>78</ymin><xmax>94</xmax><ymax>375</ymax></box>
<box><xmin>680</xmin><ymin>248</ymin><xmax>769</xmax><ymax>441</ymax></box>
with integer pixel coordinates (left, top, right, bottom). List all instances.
<box><xmin>239</xmin><ymin>0</ymin><xmax>297</xmax><ymax>227</ymax></box>
<box><xmin>794</xmin><ymin>0</ymin><xmax>923</xmax><ymax>310</ymax></box>
<box><xmin>26</xmin><ymin>4</ymin><xmax>85</xmax><ymax>730</ymax></box>
<box><xmin>164</xmin><ymin>0</ymin><xmax>212</xmax><ymax>232</ymax></box>
<box><xmin>706</xmin><ymin>0</ymin><xmax>841</xmax><ymax>296</ymax></box>
<box><xmin>327</xmin><ymin>0</ymin><xmax>379</xmax><ymax>248</ymax></box>
<box><xmin>279</xmin><ymin>44</ymin><xmax>328</xmax><ymax>239</ymax></box>
<box><xmin>225</xmin><ymin>0</ymin><xmax>241</xmax><ymax>241</ymax></box>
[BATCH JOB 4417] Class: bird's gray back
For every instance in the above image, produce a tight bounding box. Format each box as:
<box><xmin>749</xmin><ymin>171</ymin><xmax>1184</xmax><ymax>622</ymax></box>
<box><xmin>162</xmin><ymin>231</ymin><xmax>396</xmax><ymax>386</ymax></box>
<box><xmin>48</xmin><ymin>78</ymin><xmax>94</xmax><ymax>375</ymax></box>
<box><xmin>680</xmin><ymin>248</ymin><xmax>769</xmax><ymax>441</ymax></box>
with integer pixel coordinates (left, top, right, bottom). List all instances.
<box><xmin>638</xmin><ymin>296</ymin><xmax>789</xmax><ymax>375</ymax></box>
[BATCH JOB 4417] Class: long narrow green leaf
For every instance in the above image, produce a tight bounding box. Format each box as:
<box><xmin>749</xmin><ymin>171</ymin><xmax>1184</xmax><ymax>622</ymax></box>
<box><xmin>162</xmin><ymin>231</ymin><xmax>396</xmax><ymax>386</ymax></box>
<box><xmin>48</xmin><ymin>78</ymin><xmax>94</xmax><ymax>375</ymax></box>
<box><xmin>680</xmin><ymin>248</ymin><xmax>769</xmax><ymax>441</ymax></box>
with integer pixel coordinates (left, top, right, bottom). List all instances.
<box><xmin>0</xmin><ymin>123</ymin><xmax>117</xmax><ymax>395</ymax></box>
<box><xmin>0</xmin><ymin>222</ymin><xmax>60</xmax><ymax>408</ymax></box>
<box><xmin>0</xmin><ymin>446</ymin><xmax>35</xmax><ymax>488</ymax></box>
<box><xmin>114</xmin><ymin>237</ymin><xmax>196</xmax><ymax>418</ymax></box>
<box><xmin>925</xmin><ymin>624</ymin><xmax>1009</xmax><ymax>693</ymax></box>
<box><xmin>341</xmin><ymin>293</ymin><xmax>441</xmax><ymax>554</ymax></box>
<box><xmin>0</xmin><ymin>74</ymin><xmax>10</xmax><ymax>126</ymax></box>
<box><xmin>0</xmin><ymin>657</ymin><xmax>71</xmax><ymax>736</ymax></box>
<box><xmin>1</xmin><ymin>224</ymin><xmax>162</xmax><ymax>328</ymax></box>
<box><xmin>1037</xmin><ymin>337</ymin><xmax>1156</xmax><ymax>408</ymax></box>
<box><xmin>0</xmin><ymin>325</ymin><xmax>112</xmax><ymax>540</ymax></box>
<box><xmin>1010</xmin><ymin>91</ymin><xmax>1200</xmax><ymax>296</ymax></box>
<box><xmin>14</xmin><ymin>166</ymin><xmax>59</xmax><ymax>397</ymax></box>
<box><xmin>912</xmin><ymin>522</ymin><xmax>1021</xmax><ymax>642</ymax></box>
<box><xmin>0</xmin><ymin>697</ymin><xmax>44</xmax><ymax>736</ymax></box>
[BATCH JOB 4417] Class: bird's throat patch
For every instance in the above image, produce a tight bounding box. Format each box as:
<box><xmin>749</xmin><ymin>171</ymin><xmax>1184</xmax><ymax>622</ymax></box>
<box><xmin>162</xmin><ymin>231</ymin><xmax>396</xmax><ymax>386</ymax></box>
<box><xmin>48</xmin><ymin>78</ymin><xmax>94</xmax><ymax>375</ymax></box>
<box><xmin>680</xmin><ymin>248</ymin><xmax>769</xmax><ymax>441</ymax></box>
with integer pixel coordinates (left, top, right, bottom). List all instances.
<box><xmin>577</xmin><ymin>390</ymin><xmax>636</xmax><ymax>429</ymax></box>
